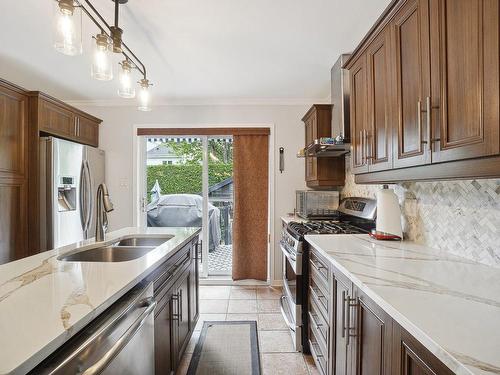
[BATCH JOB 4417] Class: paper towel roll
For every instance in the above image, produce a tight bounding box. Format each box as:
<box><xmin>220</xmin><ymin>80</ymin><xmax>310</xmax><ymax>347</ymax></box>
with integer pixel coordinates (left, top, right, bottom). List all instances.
<box><xmin>376</xmin><ymin>186</ymin><xmax>403</xmax><ymax>239</ymax></box>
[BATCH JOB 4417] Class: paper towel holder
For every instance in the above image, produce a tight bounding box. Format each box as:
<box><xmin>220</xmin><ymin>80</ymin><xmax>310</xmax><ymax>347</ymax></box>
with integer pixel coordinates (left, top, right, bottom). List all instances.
<box><xmin>369</xmin><ymin>184</ymin><xmax>403</xmax><ymax>241</ymax></box>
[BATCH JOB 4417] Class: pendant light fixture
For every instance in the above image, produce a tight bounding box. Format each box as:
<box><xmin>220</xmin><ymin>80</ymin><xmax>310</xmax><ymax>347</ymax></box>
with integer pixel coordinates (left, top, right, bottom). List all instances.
<box><xmin>138</xmin><ymin>78</ymin><xmax>152</xmax><ymax>111</ymax></box>
<box><xmin>118</xmin><ymin>59</ymin><xmax>135</xmax><ymax>98</ymax></box>
<box><xmin>52</xmin><ymin>0</ymin><xmax>82</xmax><ymax>56</ymax></box>
<box><xmin>91</xmin><ymin>31</ymin><xmax>113</xmax><ymax>81</ymax></box>
<box><xmin>52</xmin><ymin>0</ymin><xmax>153</xmax><ymax>110</ymax></box>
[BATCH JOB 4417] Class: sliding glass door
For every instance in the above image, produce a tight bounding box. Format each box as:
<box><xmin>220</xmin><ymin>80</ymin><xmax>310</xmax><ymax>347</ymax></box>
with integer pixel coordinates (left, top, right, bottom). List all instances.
<box><xmin>141</xmin><ymin>135</ymin><xmax>233</xmax><ymax>278</ymax></box>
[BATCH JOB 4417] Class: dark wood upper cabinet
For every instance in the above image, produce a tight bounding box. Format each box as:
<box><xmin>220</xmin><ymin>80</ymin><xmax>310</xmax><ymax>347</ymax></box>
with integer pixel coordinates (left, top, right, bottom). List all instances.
<box><xmin>302</xmin><ymin>104</ymin><xmax>345</xmax><ymax>188</ymax></box>
<box><xmin>429</xmin><ymin>0</ymin><xmax>500</xmax><ymax>163</ymax></box>
<box><xmin>76</xmin><ymin>115</ymin><xmax>100</xmax><ymax>147</ymax></box>
<box><xmin>367</xmin><ymin>26</ymin><xmax>394</xmax><ymax>172</ymax></box>
<box><xmin>345</xmin><ymin>0</ymin><xmax>500</xmax><ymax>182</ymax></box>
<box><xmin>39</xmin><ymin>98</ymin><xmax>75</xmax><ymax>139</ymax></box>
<box><xmin>392</xmin><ymin>0</ymin><xmax>431</xmax><ymax>169</ymax></box>
<box><xmin>350</xmin><ymin>56</ymin><xmax>370</xmax><ymax>174</ymax></box>
<box><xmin>0</xmin><ymin>81</ymin><xmax>29</xmax><ymax>263</ymax></box>
<box><xmin>33</xmin><ymin>93</ymin><xmax>101</xmax><ymax>147</ymax></box>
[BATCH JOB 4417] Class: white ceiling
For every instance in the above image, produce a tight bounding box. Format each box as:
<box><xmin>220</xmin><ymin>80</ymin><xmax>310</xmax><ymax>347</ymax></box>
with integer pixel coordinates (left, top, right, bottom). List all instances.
<box><xmin>0</xmin><ymin>0</ymin><xmax>390</xmax><ymax>105</ymax></box>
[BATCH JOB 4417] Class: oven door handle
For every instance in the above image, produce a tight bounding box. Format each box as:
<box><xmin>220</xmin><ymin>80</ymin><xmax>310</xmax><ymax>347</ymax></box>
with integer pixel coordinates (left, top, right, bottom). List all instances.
<box><xmin>280</xmin><ymin>295</ymin><xmax>296</xmax><ymax>333</ymax></box>
<box><xmin>279</xmin><ymin>242</ymin><xmax>296</xmax><ymax>262</ymax></box>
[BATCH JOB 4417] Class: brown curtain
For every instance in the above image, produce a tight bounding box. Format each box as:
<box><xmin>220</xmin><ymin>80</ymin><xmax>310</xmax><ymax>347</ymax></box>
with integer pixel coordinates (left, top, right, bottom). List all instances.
<box><xmin>232</xmin><ymin>134</ymin><xmax>269</xmax><ymax>281</ymax></box>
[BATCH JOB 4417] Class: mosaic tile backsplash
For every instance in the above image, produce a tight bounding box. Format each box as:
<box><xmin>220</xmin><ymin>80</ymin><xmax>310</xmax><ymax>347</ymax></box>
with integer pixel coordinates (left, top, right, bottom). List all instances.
<box><xmin>341</xmin><ymin>155</ymin><xmax>500</xmax><ymax>269</ymax></box>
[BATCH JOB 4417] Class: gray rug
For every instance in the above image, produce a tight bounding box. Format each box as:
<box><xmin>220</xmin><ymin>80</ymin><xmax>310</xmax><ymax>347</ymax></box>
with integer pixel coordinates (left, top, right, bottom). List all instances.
<box><xmin>187</xmin><ymin>321</ymin><xmax>261</xmax><ymax>375</ymax></box>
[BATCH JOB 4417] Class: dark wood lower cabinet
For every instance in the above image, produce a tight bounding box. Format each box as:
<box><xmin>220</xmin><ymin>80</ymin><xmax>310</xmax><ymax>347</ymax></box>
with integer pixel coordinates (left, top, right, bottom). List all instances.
<box><xmin>351</xmin><ymin>289</ymin><xmax>393</xmax><ymax>375</ymax></box>
<box><xmin>392</xmin><ymin>324</ymin><xmax>454</xmax><ymax>375</ymax></box>
<box><xmin>151</xmin><ymin>237</ymin><xmax>199</xmax><ymax>375</ymax></box>
<box><xmin>327</xmin><ymin>265</ymin><xmax>454</xmax><ymax>375</ymax></box>
<box><xmin>155</xmin><ymin>285</ymin><xmax>175</xmax><ymax>375</ymax></box>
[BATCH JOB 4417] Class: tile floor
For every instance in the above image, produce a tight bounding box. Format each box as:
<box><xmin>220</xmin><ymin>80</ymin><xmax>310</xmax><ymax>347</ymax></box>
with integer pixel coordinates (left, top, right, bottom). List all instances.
<box><xmin>176</xmin><ymin>285</ymin><xmax>320</xmax><ymax>375</ymax></box>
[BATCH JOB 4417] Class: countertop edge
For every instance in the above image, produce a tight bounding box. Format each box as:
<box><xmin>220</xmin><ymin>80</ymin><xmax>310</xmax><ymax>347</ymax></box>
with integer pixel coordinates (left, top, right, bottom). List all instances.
<box><xmin>4</xmin><ymin>228</ymin><xmax>201</xmax><ymax>375</ymax></box>
<box><xmin>304</xmin><ymin>234</ymin><xmax>476</xmax><ymax>375</ymax></box>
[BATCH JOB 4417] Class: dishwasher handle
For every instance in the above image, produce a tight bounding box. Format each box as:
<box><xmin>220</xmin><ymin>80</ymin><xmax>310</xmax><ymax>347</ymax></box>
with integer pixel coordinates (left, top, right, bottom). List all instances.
<box><xmin>83</xmin><ymin>297</ymin><xmax>156</xmax><ymax>375</ymax></box>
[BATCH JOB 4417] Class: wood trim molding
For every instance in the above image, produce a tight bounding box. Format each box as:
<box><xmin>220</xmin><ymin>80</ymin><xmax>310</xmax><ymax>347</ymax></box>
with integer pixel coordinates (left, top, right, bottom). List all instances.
<box><xmin>355</xmin><ymin>154</ymin><xmax>500</xmax><ymax>184</ymax></box>
<box><xmin>137</xmin><ymin>127</ymin><xmax>271</xmax><ymax>136</ymax></box>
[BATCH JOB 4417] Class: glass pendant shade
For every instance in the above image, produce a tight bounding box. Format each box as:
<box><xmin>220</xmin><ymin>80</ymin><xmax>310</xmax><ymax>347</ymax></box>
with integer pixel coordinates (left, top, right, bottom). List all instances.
<box><xmin>138</xmin><ymin>79</ymin><xmax>152</xmax><ymax>111</ymax></box>
<box><xmin>91</xmin><ymin>33</ymin><xmax>113</xmax><ymax>81</ymax></box>
<box><xmin>118</xmin><ymin>60</ymin><xmax>136</xmax><ymax>98</ymax></box>
<box><xmin>53</xmin><ymin>0</ymin><xmax>82</xmax><ymax>56</ymax></box>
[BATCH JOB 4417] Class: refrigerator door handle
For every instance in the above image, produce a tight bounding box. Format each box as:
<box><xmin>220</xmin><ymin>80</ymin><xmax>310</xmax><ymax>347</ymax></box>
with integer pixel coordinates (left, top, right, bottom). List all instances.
<box><xmin>79</xmin><ymin>161</ymin><xmax>88</xmax><ymax>234</ymax></box>
<box><xmin>84</xmin><ymin>160</ymin><xmax>93</xmax><ymax>235</ymax></box>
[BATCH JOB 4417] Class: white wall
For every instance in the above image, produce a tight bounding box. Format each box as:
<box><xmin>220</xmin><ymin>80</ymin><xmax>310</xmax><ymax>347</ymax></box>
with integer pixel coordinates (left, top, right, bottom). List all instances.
<box><xmin>77</xmin><ymin>104</ymin><xmax>309</xmax><ymax>284</ymax></box>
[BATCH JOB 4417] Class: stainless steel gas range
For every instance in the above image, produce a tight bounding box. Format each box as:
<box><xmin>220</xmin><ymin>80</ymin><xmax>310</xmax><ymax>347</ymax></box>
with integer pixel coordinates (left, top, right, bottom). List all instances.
<box><xmin>279</xmin><ymin>197</ymin><xmax>377</xmax><ymax>352</ymax></box>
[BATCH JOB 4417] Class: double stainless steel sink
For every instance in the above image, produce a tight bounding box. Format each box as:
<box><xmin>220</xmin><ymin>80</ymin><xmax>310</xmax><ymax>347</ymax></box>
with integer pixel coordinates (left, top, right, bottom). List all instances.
<box><xmin>58</xmin><ymin>236</ymin><xmax>173</xmax><ymax>262</ymax></box>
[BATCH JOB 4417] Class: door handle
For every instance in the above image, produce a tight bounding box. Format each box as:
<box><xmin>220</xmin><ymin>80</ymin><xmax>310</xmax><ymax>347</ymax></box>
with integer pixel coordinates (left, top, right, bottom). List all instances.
<box><xmin>84</xmin><ymin>161</ymin><xmax>93</xmax><ymax>233</ymax></box>
<box><xmin>79</xmin><ymin>162</ymin><xmax>87</xmax><ymax>232</ymax></box>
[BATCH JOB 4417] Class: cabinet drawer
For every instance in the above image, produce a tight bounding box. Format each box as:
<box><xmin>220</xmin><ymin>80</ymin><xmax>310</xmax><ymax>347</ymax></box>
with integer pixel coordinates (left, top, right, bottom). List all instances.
<box><xmin>309</xmin><ymin>294</ymin><xmax>329</xmax><ymax>350</ymax></box>
<box><xmin>309</xmin><ymin>330</ymin><xmax>328</xmax><ymax>375</ymax></box>
<box><xmin>309</xmin><ymin>277</ymin><xmax>329</xmax><ymax>322</ymax></box>
<box><xmin>310</xmin><ymin>250</ymin><xmax>330</xmax><ymax>288</ymax></box>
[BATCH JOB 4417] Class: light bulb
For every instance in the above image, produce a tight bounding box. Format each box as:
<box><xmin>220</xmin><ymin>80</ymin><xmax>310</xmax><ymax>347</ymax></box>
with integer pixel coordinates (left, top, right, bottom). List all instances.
<box><xmin>138</xmin><ymin>79</ymin><xmax>152</xmax><ymax>111</ymax></box>
<box><xmin>118</xmin><ymin>60</ymin><xmax>136</xmax><ymax>98</ymax></box>
<box><xmin>91</xmin><ymin>33</ymin><xmax>113</xmax><ymax>81</ymax></box>
<box><xmin>53</xmin><ymin>0</ymin><xmax>82</xmax><ymax>56</ymax></box>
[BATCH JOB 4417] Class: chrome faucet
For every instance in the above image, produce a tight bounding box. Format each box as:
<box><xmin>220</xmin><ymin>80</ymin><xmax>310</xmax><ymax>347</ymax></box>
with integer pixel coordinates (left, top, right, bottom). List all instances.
<box><xmin>95</xmin><ymin>183</ymin><xmax>114</xmax><ymax>242</ymax></box>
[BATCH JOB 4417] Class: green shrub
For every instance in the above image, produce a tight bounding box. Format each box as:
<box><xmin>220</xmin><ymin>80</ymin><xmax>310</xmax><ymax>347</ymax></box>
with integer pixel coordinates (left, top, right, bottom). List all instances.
<box><xmin>147</xmin><ymin>163</ymin><xmax>233</xmax><ymax>199</ymax></box>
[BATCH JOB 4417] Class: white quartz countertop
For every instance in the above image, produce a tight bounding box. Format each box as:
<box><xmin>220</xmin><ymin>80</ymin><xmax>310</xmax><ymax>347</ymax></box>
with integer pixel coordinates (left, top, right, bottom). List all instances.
<box><xmin>304</xmin><ymin>234</ymin><xmax>500</xmax><ymax>375</ymax></box>
<box><xmin>0</xmin><ymin>227</ymin><xmax>201</xmax><ymax>375</ymax></box>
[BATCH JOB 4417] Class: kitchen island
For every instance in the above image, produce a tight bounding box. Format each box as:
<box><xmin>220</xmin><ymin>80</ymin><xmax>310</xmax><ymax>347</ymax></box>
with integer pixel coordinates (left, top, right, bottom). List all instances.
<box><xmin>0</xmin><ymin>227</ymin><xmax>201</xmax><ymax>375</ymax></box>
<box><xmin>305</xmin><ymin>234</ymin><xmax>500</xmax><ymax>375</ymax></box>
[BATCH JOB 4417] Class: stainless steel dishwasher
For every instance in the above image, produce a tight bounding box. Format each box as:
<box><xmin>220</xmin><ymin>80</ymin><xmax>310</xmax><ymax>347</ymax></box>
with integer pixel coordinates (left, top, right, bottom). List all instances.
<box><xmin>31</xmin><ymin>281</ymin><xmax>156</xmax><ymax>375</ymax></box>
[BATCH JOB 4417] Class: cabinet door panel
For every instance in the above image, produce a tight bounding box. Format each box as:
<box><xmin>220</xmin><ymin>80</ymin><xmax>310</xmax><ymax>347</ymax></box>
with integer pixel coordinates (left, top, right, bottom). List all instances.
<box><xmin>175</xmin><ymin>266</ymin><xmax>191</xmax><ymax>360</ymax></box>
<box><xmin>77</xmin><ymin>116</ymin><xmax>99</xmax><ymax>147</ymax></box>
<box><xmin>367</xmin><ymin>28</ymin><xmax>393</xmax><ymax>172</ymax></box>
<box><xmin>0</xmin><ymin>88</ymin><xmax>27</xmax><ymax>176</ymax></box>
<box><xmin>392</xmin><ymin>324</ymin><xmax>454</xmax><ymax>375</ymax></box>
<box><xmin>352</xmin><ymin>290</ymin><xmax>392</xmax><ymax>375</ymax></box>
<box><xmin>0</xmin><ymin>181</ymin><xmax>28</xmax><ymax>264</ymax></box>
<box><xmin>392</xmin><ymin>0</ymin><xmax>431</xmax><ymax>168</ymax></box>
<box><xmin>189</xmin><ymin>242</ymin><xmax>199</xmax><ymax>325</ymax></box>
<box><xmin>155</xmin><ymin>289</ymin><xmax>174</xmax><ymax>375</ymax></box>
<box><xmin>430</xmin><ymin>0</ymin><xmax>499</xmax><ymax>162</ymax></box>
<box><xmin>334</xmin><ymin>276</ymin><xmax>351</xmax><ymax>375</ymax></box>
<box><xmin>350</xmin><ymin>56</ymin><xmax>369</xmax><ymax>174</ymax></box>
<box><xmin>40</xmin><ymin>100</ymin><xmax>75</xmax><ymax>138</ymax></box>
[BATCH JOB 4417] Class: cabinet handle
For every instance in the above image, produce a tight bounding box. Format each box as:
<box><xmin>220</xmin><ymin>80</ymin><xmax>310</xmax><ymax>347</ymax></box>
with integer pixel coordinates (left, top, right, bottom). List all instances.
<box><xmin>343</xmin><ymin>294</ymin><xmax>359</xmax><ymax>346</ymax></box>
<box><xmin>426</xmin><ymin>96</ymin><xmax>431</xmax><ymax>151</ymax></box>
<box><xmin>172</xmin><ymin>294</ymin><xmax>180</xmax><ymax>322</ymax></box>
<box><xmin>418</xmin><ymin>100</ymin><xmax>426</xmax><ymax>147</ymax></box>
<box><xmin>341</xmin><ymin>290</ymin><xmax>347</xmax><ymax>339</ymax></box>
<box><xmin>74</xmin><ymin>117</ymin><xmax>77</xmax><ymax>135</ymax></box>
<box><xmin>359</xmin><ymin>130</ymin><xmax>364</xmax><ymax>165</ymax></box>
<box><xmin>364</xmin><ymin>129</ymin><xmax>374</xmax><ymax>163</ymax></box>
<box><xmin>427</xmin><ymin>97</ymin><xmax>441</xmax><ymax>148</ymax></box>
<box><xmin>77</xmin><ymin>118</ymin><xmax>80</xmax><ymax>137</ymax></box>
<box><xmin>179</xmin><ymin>289</ymin><xmax>183</xmax><ymax>323</ymax></box>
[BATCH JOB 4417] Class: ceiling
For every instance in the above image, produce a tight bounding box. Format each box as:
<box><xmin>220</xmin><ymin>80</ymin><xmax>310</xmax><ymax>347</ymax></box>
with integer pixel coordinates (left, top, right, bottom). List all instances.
<box><xmin>0</xmin><ymin>0</ymin><xmax>390</xmax><ymax>105</ymax></box>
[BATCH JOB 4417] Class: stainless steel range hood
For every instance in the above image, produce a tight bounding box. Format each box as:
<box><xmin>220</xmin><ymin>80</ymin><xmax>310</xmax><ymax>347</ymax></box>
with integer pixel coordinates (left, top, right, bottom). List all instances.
<box><xmin>299</xmin><ymin>54</ymin><xmax>351</xmax><ymax>158</ymax></box>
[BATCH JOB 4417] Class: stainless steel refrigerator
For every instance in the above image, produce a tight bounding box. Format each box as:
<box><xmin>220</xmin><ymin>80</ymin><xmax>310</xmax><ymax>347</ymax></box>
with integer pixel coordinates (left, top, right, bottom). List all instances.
<box><xmin>39</xmin><ymin>137</ymin><xmax>105</xmax><ymax>250</ymax></box>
